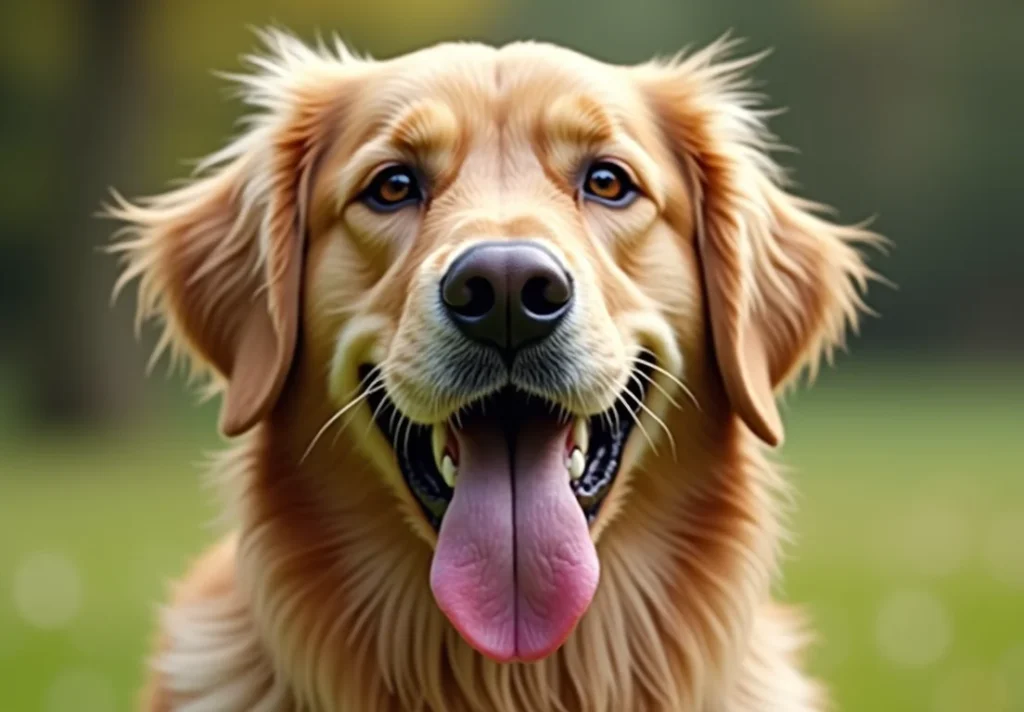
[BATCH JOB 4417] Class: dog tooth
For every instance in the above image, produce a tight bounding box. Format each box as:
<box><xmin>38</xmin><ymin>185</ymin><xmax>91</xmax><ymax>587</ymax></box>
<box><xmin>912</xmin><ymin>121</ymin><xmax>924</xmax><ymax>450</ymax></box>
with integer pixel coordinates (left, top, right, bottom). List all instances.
<box><xmin>573</xmin><ymin>417</ymin><xmax>589</xmax><ymax>456</ymax></box>
<box><xmin>432</xmin><ymin>424</ymin><xmax>446</xmax><ymax>472</ymax></box>
<box><xmin>569</xmin><ymin>448</ymin><xmax>585</xmax><ymax>481</ymax></box>
<box><xmin>441</xmin><ymin>454</ymin><xmax>457</xmax><ymax>488</ymax></box>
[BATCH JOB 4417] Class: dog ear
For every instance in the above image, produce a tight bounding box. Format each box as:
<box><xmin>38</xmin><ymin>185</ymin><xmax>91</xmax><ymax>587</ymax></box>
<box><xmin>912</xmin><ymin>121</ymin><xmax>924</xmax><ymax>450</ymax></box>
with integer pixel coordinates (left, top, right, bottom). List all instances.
<box><xmin>638</xmin><ymin>40</ymin><xmax>879</xmax><ymax>446</ymax></box>
<box><xmin>109</xmin><ymin>32</ymin><xmax>358</xmax><ymax>436</ymax></box>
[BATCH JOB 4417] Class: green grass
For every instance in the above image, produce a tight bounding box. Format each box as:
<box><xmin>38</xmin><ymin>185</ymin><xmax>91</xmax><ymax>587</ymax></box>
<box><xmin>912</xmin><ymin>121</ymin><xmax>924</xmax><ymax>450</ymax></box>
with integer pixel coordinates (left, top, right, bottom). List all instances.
<box><xmin>780</xmin><ymin>365</ymin><xmax>1024</xmax><ymax>711</ymax></box>
<box><xmin>2</xmin><ymin>363</ymin><xmax>1023</xmax><ymax>711</ymax></box>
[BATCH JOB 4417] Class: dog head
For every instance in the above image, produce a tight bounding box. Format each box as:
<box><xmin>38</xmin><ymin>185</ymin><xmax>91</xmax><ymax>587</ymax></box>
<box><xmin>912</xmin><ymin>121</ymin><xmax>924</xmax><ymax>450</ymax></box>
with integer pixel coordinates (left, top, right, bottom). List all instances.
<box><xmin>110</xmin><ymin>33</ymin><xmax>875</xmax><ymax>664</ymax></box>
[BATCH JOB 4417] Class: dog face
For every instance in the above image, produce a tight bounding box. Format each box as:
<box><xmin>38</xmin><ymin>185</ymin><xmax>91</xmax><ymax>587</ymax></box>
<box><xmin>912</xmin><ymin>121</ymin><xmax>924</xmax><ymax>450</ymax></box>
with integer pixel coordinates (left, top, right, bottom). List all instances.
<box><xmin>111</xmin><ymin>34</ymin><xmax>873</xmax><ymax>664</ymax></box>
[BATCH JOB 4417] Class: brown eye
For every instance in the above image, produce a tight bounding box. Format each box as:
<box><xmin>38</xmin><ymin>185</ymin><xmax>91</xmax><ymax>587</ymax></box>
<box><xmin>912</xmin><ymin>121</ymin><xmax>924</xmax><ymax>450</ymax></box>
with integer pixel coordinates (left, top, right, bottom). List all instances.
<box><xmin>583</xmin><ymin>161</ymin><xmax>637</xmax><ymax>206</ymax></box>
<box><xmin>362</xmin><ymin>165</ymin><xmax>422</xmax><ymax>211</ymax></box>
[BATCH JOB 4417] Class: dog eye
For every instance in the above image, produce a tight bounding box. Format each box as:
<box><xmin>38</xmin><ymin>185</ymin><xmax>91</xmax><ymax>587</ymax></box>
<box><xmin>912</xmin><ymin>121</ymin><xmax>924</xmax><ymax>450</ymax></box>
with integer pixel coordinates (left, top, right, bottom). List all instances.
<box><xmin>582</xmin><ymin>161</ymin><xmax>637</xmax><ymax>207</ymax></box>
<box><xmin>361</xmin><ymin>165</ymin><xmax>423</xmax><ymax>211</ymax></box>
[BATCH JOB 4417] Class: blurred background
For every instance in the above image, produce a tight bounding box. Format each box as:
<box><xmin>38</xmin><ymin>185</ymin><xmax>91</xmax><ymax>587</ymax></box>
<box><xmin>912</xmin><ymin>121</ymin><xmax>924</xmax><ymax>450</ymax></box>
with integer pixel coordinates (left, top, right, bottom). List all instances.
<box><xmin>1</xmin><ymin>0</ymin><xmax>1022</xmax><ymax>710</ymax></box>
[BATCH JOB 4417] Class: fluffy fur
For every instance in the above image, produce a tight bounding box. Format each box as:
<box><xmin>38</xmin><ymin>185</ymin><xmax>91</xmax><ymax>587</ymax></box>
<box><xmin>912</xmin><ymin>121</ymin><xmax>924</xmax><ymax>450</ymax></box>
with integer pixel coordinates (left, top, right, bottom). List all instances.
<box><xmin>109</xmin><ymin>31</ymin><xmax>879</xmax><ymax>712</ymax></box>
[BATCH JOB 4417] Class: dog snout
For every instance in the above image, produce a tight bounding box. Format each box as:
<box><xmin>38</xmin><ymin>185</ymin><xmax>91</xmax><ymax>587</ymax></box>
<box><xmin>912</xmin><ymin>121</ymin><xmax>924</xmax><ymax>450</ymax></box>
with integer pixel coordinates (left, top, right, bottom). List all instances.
<box><xmin>440</xmin><ymin>241</ymin><xmax>573</xmax><ymax>357</ymax></box>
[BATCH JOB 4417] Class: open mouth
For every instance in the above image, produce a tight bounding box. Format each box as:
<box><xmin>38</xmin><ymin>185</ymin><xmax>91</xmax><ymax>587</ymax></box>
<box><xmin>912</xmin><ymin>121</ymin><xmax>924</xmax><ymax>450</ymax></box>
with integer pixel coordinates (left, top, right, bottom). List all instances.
<box><xmin>361</xmin><ymin>351</ymin><xmax>655</xmax><ymax>530</ymax></box>
<box><xmin>360</xmin><ymin>352</ymin><xmax>656</xmax><ymax>662</ymax></box>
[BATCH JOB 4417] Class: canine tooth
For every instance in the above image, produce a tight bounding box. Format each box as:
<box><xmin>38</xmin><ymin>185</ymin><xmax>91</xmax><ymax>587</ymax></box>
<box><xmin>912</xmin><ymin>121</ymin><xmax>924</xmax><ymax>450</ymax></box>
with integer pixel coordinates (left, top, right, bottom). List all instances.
<box><xmin>432</xmin><ymin>424</ymin><xmax>446</xmax><ymax>472</ymax></box>
<box><xmin>441</xmin><ymin>455</ymin><xmax>457</xmax><ymax>488</ymax></box>
<box><xmin>573</xmin><ymin>417</ymin><xmax>590</xmax><ymax>456</ymax></box>
<box><xmin>569</xmin><ymin>448</ymin><xmax>585</xmax><ymax>481</ymax></box>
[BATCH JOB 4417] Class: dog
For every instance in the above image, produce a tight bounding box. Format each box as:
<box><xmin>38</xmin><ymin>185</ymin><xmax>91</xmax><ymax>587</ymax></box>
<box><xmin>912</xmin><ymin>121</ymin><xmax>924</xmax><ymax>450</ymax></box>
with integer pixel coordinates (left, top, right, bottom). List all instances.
<box><xmin>109</xmin><ymin>30</ymin><xmax>878</xmax><ymax>711</ymax></box>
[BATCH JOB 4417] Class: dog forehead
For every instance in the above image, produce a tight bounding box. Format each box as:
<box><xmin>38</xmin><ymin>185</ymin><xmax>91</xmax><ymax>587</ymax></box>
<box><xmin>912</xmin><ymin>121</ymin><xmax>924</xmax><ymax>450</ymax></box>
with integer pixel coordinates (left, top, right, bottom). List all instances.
<box><xmin>362</xmin><ymin>42</ymin><xmax>638</xmax><ymax>134</ymax></box>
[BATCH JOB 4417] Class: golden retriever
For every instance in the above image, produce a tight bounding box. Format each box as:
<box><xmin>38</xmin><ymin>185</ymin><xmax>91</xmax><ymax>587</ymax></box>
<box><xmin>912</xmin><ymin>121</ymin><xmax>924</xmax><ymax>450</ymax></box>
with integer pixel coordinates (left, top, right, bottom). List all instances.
<box><xmin>109</xmin><ymin>30</ymin><xmax>878</xmax><ymax>711</ymax></box>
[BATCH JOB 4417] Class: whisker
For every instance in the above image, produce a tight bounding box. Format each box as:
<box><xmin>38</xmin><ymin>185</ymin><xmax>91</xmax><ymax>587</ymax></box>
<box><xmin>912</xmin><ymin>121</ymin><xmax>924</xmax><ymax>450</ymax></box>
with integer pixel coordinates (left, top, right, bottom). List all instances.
<box><xmin>327</xmin><ymin>363</ymin><xmax>389</xmax><ymax>435</ymax></box>
<box><xmin>630</xmin><ymin>369</ymin><xmax>684</xmax><ymax>412</ymax></box>
<box><xmin>595</xmin><ymin>392</ymin><xmax>614</xmax><ymax>432</ymax></box>
<box><xmin>596</xmin><ymin>372</ymin><xmax>650</xmax><ymax>454</ymax></box>
<box><xmin>362</xmin><ymin>392</ymin><xmax>391</xmax><ymax>440</ymax></box>
<box><xmin>352</xmin><ymin>362</ymin><xmax>383</xmax><ymax>397</ymax></box>
<box><xmin>393</xmin><ymin>411</ymin><xmax>405</xmax><ymax>459</ymax></box>
<box><xmin>301</xmin><ymin>382</ymin><xmax>385</xmax><ymax>464</ymax></box>
<box><xmin>620</xmin><ymin>384</ymin><xmax>677</xmax><ymax>461</ymax></box>
<box><xmin>629</xmin><ymin>356</ymin><xmax>702</xmax><ymax>412</ymax></box>
<box><xmin>331</xmin><ymin>372</ymin><xmax>387</xmax><ymax>447</ymax></box>
<box><xmin>609</xmin><ymin>385</ymin><xmax>623</xmax><ymax>433</ymax></box>
<box><xmin>573</xmin><ymin>379</ymin><xmax>602</xmax><ymax>428</ymax></box>
<box><xmin>400</xmin><ymin>413</ymin><xmax>416</xmax><ymax>467</ymax></box>
<box><xmin>616</xmin><ymin>391</ymin><xmax>658</xmax><ymax>457</ymax></box>
<box><xmin>594</xmin><ymin>373</ymin><xmax>623</xmax><ymax>433</ymax></box>
<box><xmin>388</xmin><ymin>398</ymin><xmax>402</xmax><ymax>436</ymax></box>
<box><xmin>342</xmin><ymin>359</ymin><xmax>402</xmax><ymax>440</ymax></box>
<box><xmin>390</xmin><ymin>410</ymin><xmax>405</xmax><ymax>461</ymax></box>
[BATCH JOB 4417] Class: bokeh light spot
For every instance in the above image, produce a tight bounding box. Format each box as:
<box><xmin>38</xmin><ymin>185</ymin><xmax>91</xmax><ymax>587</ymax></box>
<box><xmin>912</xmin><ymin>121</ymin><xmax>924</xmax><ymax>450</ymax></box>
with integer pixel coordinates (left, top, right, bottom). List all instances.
<box><xmin>875</xmin><ymin>589</ymin><xmax>951</xmax><ymax>668</ymax></box>
<box><xmin>12</xmin><ymin>552</ymin><xmax>82</xmax><ymax>630</ymax></box>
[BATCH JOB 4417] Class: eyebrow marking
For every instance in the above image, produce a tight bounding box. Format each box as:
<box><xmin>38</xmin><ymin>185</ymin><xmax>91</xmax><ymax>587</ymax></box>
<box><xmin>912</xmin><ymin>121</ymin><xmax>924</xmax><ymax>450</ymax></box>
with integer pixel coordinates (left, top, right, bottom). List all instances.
<box><xmin>389</xmin><ymin>99</ymin><xmax>460</xmax><ymax>156</ymax></box>
<box><xmin>544</xmin><ymin>93</ymin><xmax>615</xmax><ymax>149</ymax></box>
<box><xmin>385</xmin><ymin>98</ymin><xmax>465</xmax><ymax>193</ymax></box>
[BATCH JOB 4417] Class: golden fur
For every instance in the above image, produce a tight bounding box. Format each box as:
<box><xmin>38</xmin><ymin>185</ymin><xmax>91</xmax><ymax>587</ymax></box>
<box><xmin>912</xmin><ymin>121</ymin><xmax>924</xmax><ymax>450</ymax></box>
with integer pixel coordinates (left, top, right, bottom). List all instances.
<box><xmin>109</xmin><ymin>31</ymin><xmax>879</xmax><ymax>711</ymax></box>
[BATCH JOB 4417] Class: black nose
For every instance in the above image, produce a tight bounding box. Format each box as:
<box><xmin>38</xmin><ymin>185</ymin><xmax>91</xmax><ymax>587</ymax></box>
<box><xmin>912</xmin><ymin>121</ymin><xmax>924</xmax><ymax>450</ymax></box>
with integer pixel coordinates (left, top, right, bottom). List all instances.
<box><xmin>441</xmin><ymin>240</ymin><xmax>573</xmax><ymax>357</ymax></box>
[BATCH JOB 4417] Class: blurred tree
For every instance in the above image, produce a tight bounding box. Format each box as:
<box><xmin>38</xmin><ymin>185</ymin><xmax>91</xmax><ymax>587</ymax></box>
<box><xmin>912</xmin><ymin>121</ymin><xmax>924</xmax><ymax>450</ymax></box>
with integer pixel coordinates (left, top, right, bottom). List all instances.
<box><xmin>1</xmin><ymin>0</ymin><xmax>151</xmax><ymax>428</ymax></box>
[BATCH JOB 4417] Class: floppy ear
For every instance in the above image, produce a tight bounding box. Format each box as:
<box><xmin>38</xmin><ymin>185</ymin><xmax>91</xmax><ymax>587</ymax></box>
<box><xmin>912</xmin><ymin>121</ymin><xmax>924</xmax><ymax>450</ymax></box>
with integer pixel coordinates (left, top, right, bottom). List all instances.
<box><xmin>639</xmin><ymin>40</ymin><xmax>879</xmax><ymax>446</ymax></box>
<box><xmin>108</xmin><ymin>32</ymin><xmax>359</xmax><ymax>436</ymax></box>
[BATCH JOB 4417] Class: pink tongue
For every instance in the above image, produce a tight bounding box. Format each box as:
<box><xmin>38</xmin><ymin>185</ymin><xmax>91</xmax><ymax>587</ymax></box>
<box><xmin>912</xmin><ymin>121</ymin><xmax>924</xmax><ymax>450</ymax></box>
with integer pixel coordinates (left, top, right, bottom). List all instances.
<box><xmin>429</xmin><ymin>415</ymin><xmax>600</xmax><ymax>662</ymax></box>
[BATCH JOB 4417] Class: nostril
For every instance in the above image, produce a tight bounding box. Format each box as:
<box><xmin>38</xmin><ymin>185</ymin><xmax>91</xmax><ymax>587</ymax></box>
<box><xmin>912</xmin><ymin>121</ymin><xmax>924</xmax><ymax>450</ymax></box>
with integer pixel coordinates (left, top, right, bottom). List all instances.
<box><xmin>521</xmin><ymin>276</ymin><xmax>569</xmax><ymax>317</ymax></box>
<box><xmin>460</xmin><ymin>277</ymin><xmax>495</xmax><ymax>317</ymax></box>
<box><xmin>446</xmin><ymin>276</ymin><xmax>495</xmax><ymax>318</ymax></box>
